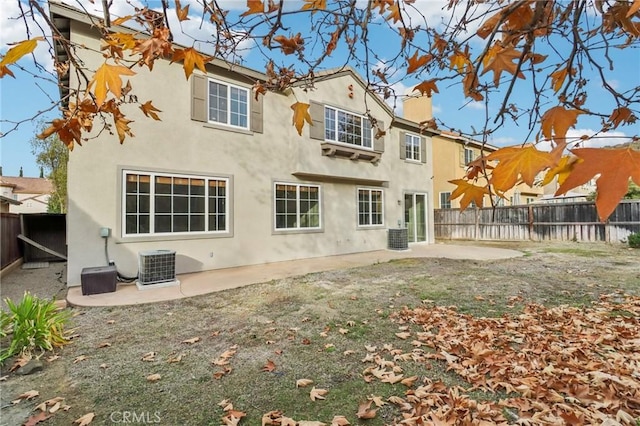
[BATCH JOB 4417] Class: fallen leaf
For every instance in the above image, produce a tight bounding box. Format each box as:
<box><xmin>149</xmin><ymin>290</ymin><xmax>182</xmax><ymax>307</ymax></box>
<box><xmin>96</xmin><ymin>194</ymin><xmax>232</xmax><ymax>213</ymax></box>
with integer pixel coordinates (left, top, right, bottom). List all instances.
<box><xmin>23</xmin><ymin>411</ymin><xmax>51</xmax><ymax>426</ymax></box>
<box><xmin>97</xmin><ymin>342</ymin><xmax>111</xmax><ymax>348</ymax></box>
<box><xmin>356</xmin><ymin>400</ymin><xmax>378</xmax><ymax>419</ymax></box>
<box><xmin>369</xmin><ymin>395</ymin><xmax>386</xmax><ymax>407</ymax></box>
<box><xmin>400</xmin><ymin>375</ymin><xmax>418</xmax><ymax>387</ymax></box>
<box><xmin>15</xmin><ymin>390</ymin><xmax>39</xmax><ymax>402</ymax></box>
<box><xmin>395</xmin><ymin>332</ymin><xmax>411</xmax><ymax>339</ymax></box>
<box><xmin>262</xmin><ymin>359</ymin><xmax>276</xmax><ymax>372</ymax></box>
<box><xmin>331</xmin><ymin>416</ymin><xmax>351</xmax><ymax>425</ymax></box>
<box><xmin>310</xmin><ymin>387</ymin><xmax>328</xmax><ymax>401</ymax></box>
<box><xmin>49</xmin><ymin>401</ymin><xmax>61</xmax><ymax>413</ymax></box>
<box><xmin>73</xmin><ymin>412</ymin><xmax>95</xmax><ymax>426</ymax></box>
<box><xmin>99</xmin><ymin>363</ymin><xmax>108</xmax><ymax>369</ymax></box>
<box><xmin>338</xmin><ymin>328</ymin><xmax>348</xmax><ymax>335</ymax></box>
<box><xmin>141</xmin><ymin>352</ymin><xmax>157</xmax><ymax>362</ymax></box>
<box><xmin>296</xmin><ymin>378</ymin><xmax>314</xmax><ymax>387</ymax></box>
<box><xmin>167</xmin><ymin>354</ymin><xmax>183</xmax><ymax>363</ymax></box>
<box><xmin>146</xmin><ymin>373</ymin><xmax>161</xmax><ymax>382</ymax></box>
<box><xmin>182</xmin><ymin>336</ymin><xmax>201</xmax><ymax>344</ymax></box>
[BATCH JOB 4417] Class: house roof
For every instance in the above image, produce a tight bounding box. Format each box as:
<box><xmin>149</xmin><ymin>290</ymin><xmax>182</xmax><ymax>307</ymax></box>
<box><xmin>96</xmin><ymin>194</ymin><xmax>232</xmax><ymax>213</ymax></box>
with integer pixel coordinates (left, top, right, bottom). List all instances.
<box><xmin>0</xmin><ymin>177</ymin><xmax>54</xmax><ymax>194</ymax></box>
<box><xmin>48</xmin><ymin>1</ymin><xmax>436</xmax><ymax>136</ymax></box>
<box><xmin>436</xmin><ymin>130</ymin><xmax>500</xmax><ymax>152</ymax></box>
<box><xmin>0</xmin><ymin>195</ymin><xmax>22</xmax><ymax>205</ymax></box>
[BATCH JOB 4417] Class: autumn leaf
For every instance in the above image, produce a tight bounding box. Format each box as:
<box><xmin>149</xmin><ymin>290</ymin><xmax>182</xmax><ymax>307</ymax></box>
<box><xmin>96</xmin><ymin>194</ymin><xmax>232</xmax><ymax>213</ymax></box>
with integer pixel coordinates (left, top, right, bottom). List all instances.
<box><xmin>146</xmin><ymin>373</ymin><xmax>162</xmax><ymax>382</ymax></box>
<box><xmin>114</xmin><ymin>113</ymin><xmax>134</xmax><ymax>144</ymax></box>
<box><xmin>181</xmin><ymin>336</ymin><xmax>201</xmax><ymax>344</ymax></box>
<box><xmin>310</xmin><ymin>387</ymin><xmax>328</xmax><ymax>401</ymax></box>
<box><xmin>406</xmin><ymin>51</ymin><xmax>431</xmax><ymax>74</ymax></box>
<box><xmin>449</xmin><ymin>49</ymin><xmax>470</xmax><ymax>73</ymax></box>
<box><xmin>541</xmin><ymin>155</ymin><xmax>579</xmax><ymax>186</ymax></box>
<box><xmin>487</xmin><ymin>145</ymin><xmax>556</xmax><ymax>191</ymax></box>
<box><xmin>112</xmin><ymin>15</ymin><xmax>133</xmax><ymax>26</ymax></box>
<box><xmin>395</xmin><ymin>331</ymin><xmax>411</xmax><ymax>339</ymax></box>
<box><xmin>448</xmin><ymin>179</ymin><xmax>490</xmax><ymax>210</ymax></box>
<box><xmin>23</xmin><ymin>411</ymin><xmax>51</xmax><ymax>426</ymax></box>
<box><xmin>87</xmin><ymin>62</ymin><xmax>136</xmax><ymax>107</ymax></box>
<box><xmin>608</xmin><ymin>107</ymin><xmax>636</xmax><ymax>129</ymax></box>
<box><xmin>480</xmin><ymin>46</ymin><xmax>525</xmax><ymax>86</ymax></box>
<box><xmin>13</xmin><ymin>390</ymin><xmax>39</xmax><ymax>403</ymax></box>
<box><xmin>175</xmin><ymin>0</ymin><xmax>190</xmax><ymax>21</ymax></box>
<box><xmin>97</xmin><ymin>342</ymin><xmax>111</xmax><ymax>348</ymax></box>
<box><xmin>291</xmin><ymin>102</ymin><xmax>312</xmax><ymax>136</ymax></box>
<box><xmin>262</xmin><ymin>359</ymin><xmax>276</xmax><ymax>372</ymax></box>
<box><xmin>385</xmin><ymin>1</ymin><xmax>401</xmax><ymax>23</ymax></box>
<box><xmin>330</xmin><ymin>416</ymin><xmax>350</xmax><ymax>426</ymax></box>
<box><xmin>356</xmin><ymin>400</ymin><xmax>377</xmax><ymax>419</ymax></box>
<box><xmin>413</xmin><ymin>79</ymin><xmax>439</xmax><ymax>97</ymax></box>
<box><xmin>556</xmin><ymin>147</ymin><xmax>640</xmax><ymax>221</ymax></box>
<box><xmin>301</xmin><ymin>0</ymin><xmax>326</xmax><ymax>13</ymax></box>
<box><xmin>0</xmin><ymin>37</ymin><xmax>44</xmax><ymax>74</ymax></box>
<box><xmin>400</xmin><ymin>375</ymin><xmax>418</xmax><ymax>387</ymax></box>
<box><xmin>73</xmin><ymin>412</ymin><xmax>95</xmax><ymax>426</ymax></box>
<box><xmin>627</xmin><ymin>0</ymin><xmax>640</xmax><ymax>17</ymax></box>
<box><xmin>73</xmin><ymin>355</ymin><xmax>89</xmax><ymax>363</ymax></box>
<box><xmin>171</xmin><ymin>47</ymin><xmax>210</xmax><ymax>79</ymax></box>
<box><xmin>273</xmin><ymin>33</ymin><xmax>304</xmax><ymax>55</ymax></box>
<box><xmin>296</xmin><ymin>378</ymin><xmax>314</xmax><ymax>387</ymax></box>
<box><xmin>540</xmin><ymin>106</ymin><xmax>582</xmax><ymax>142</ymax></box>
<box><xmin>132</xmin><ymin>27</ymin><xmax>173</xmax><ymax>71</ymax></box>
<box><xmin>140</xmin><ymin>101</ymin><xmax>162</xmax><ymax>121</ymax></box>
<box><xmin>241</xmin><ymin>0</ymin><xmax>264</xmax><ymax>16</ymax></box>
<box><xmin>550</xmin><ymin>67</ymin><xmax>570</xmax><ymax>93</ymax></box>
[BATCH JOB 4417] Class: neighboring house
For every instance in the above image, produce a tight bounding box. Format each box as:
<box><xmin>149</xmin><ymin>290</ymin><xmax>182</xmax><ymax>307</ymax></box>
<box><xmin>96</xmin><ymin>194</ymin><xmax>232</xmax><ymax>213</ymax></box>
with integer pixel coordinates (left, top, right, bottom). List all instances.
<box><xmin>402</xmin><ymin>94</ymin><xmax>544</xmax><ymax>209</ymax></box>
<box><xmin>51</xmin><ymin>2</ymin><xmax>437</xmax><ymax>287</ymax></box>
<box><xmin>0</xmin><ymin>195</ymin><xmax>22</xmax><ymax>213</ymax></box>
<box><xmin>0</xmin><ymin>177</ymin><xmax>53</xmax><ymax>214</ymax></box>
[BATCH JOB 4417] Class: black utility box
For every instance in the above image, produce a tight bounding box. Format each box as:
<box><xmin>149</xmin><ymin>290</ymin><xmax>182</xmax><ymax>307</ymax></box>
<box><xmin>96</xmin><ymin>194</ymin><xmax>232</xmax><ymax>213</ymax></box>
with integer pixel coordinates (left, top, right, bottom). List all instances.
<box><xmin>81</xmin><ymin>265</ymin><xmax>117</xmax><ymax>295</ymax></box>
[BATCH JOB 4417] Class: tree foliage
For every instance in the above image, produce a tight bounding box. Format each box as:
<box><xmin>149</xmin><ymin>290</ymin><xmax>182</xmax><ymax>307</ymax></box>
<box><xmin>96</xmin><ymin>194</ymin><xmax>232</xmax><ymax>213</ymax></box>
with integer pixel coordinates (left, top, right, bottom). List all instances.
<box><xmin>1</xmin><ymin>0</ymin><xmax>639</xmax><ymax>220</ymax></box>
<box><xmin>30</xmin><ymin>121</ymin><xmax>68</xmax><ymax>213</ymax></box>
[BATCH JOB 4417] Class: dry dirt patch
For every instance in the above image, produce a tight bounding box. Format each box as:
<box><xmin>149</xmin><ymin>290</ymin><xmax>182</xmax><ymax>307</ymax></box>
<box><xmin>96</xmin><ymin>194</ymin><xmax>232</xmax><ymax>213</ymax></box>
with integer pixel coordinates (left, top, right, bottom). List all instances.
<box><xmin>1</xmin><ymin>241</ymin><xmax>638</xmax><ymax>425</ymax></box>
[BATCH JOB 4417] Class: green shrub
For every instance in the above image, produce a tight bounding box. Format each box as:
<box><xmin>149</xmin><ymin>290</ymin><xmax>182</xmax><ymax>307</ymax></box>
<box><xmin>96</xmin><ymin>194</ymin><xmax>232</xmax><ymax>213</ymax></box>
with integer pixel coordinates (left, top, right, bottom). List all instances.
<box><xmin>629</xmin><ymin>233</ymin><xmax>640</xmax><ymax>249</ymax></box>
<box><xmin>0</xmin><ymin>292</ymin><xmax>71</xmax><ymax>364</ymax></box>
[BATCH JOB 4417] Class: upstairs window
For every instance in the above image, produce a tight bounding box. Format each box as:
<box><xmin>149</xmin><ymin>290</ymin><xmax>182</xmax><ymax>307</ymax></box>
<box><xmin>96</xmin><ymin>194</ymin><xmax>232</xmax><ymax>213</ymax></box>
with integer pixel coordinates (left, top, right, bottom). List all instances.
<box><xmin>464</xmin><ymin>147</ymin><xmax>475</xmax><ymax>165</ymax></box>
<box><xmin>324</xmin><ymin>107</ymin><xmax>373</xmax><ymax>149</ymax></box>
<box><xmin>405</xmin><ymin>134</ymin><xmax>421</xmax><ymax>162</ymax></box>
<box><xmin>209</xmin><ymin>79</ymin><xmax>249</xmax><ymax>129</ymax></box>
<box><xmin>440</xmin><ymin>192</ymin><xmax>452</xmax><ymax>209</ymax></box>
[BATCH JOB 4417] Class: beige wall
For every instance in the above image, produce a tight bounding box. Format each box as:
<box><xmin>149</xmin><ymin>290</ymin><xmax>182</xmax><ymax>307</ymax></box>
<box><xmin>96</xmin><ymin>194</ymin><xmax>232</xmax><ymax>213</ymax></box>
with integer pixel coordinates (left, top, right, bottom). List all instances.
<box><xmin>65</xmin><ymin>20</ymin><xmax>434</xmax><ymax>286</ymax></box>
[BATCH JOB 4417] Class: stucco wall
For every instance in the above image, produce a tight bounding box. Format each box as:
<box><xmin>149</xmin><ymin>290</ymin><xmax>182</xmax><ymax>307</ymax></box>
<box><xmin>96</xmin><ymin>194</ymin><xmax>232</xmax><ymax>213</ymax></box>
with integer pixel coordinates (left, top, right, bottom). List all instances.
<box><xmin>65</xmin><ymin>19</ymin><xmax>434</xmax><ymax>286</ymax></box>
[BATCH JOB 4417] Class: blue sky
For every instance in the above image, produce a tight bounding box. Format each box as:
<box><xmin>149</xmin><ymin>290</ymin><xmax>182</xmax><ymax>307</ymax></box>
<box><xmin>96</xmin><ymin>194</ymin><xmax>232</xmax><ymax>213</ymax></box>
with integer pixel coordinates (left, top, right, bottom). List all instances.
<box><xmin>1</xmin><ymin>0</ymin><xmax>638</xmax><ymax>178</ymax></box>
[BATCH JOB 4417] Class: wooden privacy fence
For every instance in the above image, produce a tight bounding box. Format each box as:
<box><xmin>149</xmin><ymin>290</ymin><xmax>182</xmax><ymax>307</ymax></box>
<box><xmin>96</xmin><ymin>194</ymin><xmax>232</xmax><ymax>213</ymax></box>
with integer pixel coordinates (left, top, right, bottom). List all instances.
<box><xmin>434</xmin><ymin>200</ymin><xmax>640</xmax><ymax>243</ymax></box>
<box><xmin>1</xmin><ymin>213</ymin><xmax>22</xmax><ymax>269</ymax></box>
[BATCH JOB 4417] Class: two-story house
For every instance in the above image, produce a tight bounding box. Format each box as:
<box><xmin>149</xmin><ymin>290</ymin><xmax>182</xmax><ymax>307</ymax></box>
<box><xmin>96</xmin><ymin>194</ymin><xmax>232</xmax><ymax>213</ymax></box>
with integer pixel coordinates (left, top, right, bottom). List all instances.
<box><xmin>51</xmin><ymin>2</ymin><xmax>437</xmax><ymax>288</ymax></box>
<box><xmin>0</xmin><ymin>176</ymin><xmax>53</xmax><ymax>214</ymax></box>
<box><xmin>403</xmin><ymin>94</ymin><xmax>544</xmax><ymax>209</ymax></box>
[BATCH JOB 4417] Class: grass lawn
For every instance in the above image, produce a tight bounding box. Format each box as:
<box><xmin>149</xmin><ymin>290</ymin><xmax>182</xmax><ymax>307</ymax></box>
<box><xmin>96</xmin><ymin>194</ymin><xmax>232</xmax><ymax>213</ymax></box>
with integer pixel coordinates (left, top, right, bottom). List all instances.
<box><xmin>1</xmin><ymin>241</ymin><xmax>639</xmax><ymax>425</ymax></box>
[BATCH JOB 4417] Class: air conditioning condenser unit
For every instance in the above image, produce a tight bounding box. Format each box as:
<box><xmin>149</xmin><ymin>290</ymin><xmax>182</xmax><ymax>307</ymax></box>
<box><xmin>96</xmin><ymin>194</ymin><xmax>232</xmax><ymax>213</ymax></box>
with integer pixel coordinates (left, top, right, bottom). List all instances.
<box><xmin>136</xmin><ymin>250</ymin><xmax>180</xmax><ymax>290</ymax></box>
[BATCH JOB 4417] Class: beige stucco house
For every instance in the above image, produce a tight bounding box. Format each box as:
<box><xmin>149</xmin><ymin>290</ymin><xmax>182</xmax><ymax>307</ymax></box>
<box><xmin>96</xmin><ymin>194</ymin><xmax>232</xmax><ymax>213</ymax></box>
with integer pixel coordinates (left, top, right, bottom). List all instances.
<box><xmin>51</xmin><ymin>3</ymin><xmax>437</xmax><ymax>287</ymax></box>
<box><xmin>0</xmin><ymin>177</ymin><xmax>53</xmax><ymax>214</ymax></box>
<box><xmin>403</xmin><ymin>95</ymin><xmax>544</xmax><ymax>209</ymax></box>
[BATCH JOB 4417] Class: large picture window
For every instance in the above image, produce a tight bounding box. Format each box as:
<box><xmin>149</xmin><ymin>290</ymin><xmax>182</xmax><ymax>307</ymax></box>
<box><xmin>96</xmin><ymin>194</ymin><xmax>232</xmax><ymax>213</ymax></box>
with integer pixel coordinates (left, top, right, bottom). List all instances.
<box><xmin>358</xmin><ymin>188</ymin><xmax>384</xmax><ymax>226</ymax></box>
<box><xmin>209</xmin><ymin>79</ymin><xmax>249</xmax><ymax>129</ymax></box>
<box><xmin>324</xmin><ymin>106</ymin><xmax>373</xmax><ymax>149</ymax></box>
<box><xmin>124</xmin><ymin>171</ymin><xmax>228</xmax><ymax>236</ymax></box>
<box><xmin>274</xmin><ymin>183</ymin><xmax>321</xmax><ymax>230</ymax></box>
<box><xmin>405</xmin><ymin>134</ymin><xmax>421</xmax><ymax>162</ymax></box>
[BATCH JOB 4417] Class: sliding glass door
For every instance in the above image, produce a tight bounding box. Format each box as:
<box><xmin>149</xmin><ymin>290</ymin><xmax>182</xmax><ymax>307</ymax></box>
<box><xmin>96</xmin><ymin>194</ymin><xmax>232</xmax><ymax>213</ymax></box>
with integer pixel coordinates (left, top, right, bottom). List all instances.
<box><xmin>404</xmin><ymin>193</ymin><xmax>427</xmax><ymax>243</ymax></box>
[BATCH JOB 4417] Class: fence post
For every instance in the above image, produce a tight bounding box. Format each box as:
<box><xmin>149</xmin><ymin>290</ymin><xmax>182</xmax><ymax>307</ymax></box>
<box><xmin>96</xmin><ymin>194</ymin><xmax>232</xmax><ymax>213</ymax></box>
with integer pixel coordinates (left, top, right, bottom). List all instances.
<box><xmin>528</xmin><ymin>205</ymin><xmax>534</xmax><ymax>241</ymax></box>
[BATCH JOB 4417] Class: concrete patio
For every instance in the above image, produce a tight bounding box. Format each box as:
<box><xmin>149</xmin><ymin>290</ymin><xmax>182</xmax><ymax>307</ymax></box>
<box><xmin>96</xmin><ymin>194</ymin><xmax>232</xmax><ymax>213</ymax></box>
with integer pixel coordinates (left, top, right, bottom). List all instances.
<box><xmin>66</xmin><ymin>243</ymin><xmax>523</xmax><ymax>307</ymax></box>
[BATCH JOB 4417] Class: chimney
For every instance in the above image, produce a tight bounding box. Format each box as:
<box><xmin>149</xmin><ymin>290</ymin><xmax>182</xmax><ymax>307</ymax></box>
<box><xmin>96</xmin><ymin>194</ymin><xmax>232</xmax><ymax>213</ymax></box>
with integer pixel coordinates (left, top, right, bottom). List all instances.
<box><xmin>403</xmin><ymin>91</ymin><xmax>433</xmax><ymax>124</ymax></box>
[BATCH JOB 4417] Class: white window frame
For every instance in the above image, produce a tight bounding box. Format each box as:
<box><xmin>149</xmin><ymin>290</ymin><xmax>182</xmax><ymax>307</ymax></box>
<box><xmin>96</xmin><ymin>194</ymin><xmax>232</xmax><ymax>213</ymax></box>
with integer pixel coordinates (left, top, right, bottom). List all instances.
<box><xmin>405</xmin><ymin>133</ymin><xmax>421</xmax><ymax>162</ymax></box>
<box><xmin>439</xmin><ymin>192</ymin><xmax>452</xmax><ymax>209</ymax></box>
<box><xmin>324</xmin><ymin>106</ymin><xmax>373</xmax><ymax>150</ymax></box>
<box><xmin>357</xmin><ymin>188</ymin><xmax>384</xmax><ymax>227</ymax></box>
<box><xmin>122</xmin><ymin>170</ymin><xmax>229</xmax><ymax>237</ymax></box>
<box><xmin>464</xmin><ymin>147</ymin><xmax>475</xmax><ymax>165</ymax></box>
<box><xmin>208</xmin><ymin>78</ymin><xmax>250</xmax><ymax>130</ymax></box>
<box><xmin>274</xmin><ymin>182</ymin><xmax>322</xmax><ymax>231</ymax></box>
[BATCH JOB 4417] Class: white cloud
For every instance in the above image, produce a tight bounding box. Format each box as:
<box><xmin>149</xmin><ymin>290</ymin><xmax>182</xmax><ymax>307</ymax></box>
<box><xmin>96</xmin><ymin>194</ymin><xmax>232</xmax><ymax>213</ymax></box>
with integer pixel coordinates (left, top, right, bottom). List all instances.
<box><xmin>490</xmin><ymin>136</ymin><xmax>517</xmax><ymax>146</ymax></box>
<box><xmin>465</xmin><ymin>101</ymin><xmax>485</xmax><ymax>110</ymax></box>
<box><xmin>432</xmin><ymin>104</ymin><xmax>442</xmax><ymax>114</ymax></box>
<box><xmin>565</xmin><ymin>128</ymin><xmax>632</xmax><ymax>148</ymax></box>
<box><xmin>0</xmin><ymin>1</ymin><xmax>53</xmax><ymax>71</ymax></box>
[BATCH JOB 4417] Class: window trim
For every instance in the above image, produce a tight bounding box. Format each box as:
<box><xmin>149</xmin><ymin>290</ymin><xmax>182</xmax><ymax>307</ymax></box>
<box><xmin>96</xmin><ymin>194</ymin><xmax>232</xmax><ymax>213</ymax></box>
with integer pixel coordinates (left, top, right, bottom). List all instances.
<box><xmin>273</xmin><ymin>182</ymin><xmax>322</xmax><ymax>232</ymax></box>
<box><xmin>121</xmin><ymin>169</ymin><xmax>230</xmax><ymax>238</ymax></box>
<box><xmin>405</xmin><ymin>133</ymin><xmax>422</xmax><ymax>162</ymax></box>
<box><xmin>357</xmin><ymin>188</ymin><xmax>385</xmax><ymax>228</ymax></box>
<box><xmin>207</xmin><ymin>77</ymin><xmax>250</xmax><ymax>130</ymax></box>
<box><xmin>324</xmin><ymin>106</ymin><xmax>373</xmax><ymax>150</ymax></box>
<box><xmin>439</xmin><ymin>191</ymin><xmax>452</xmax><ymax>209</ymax></box>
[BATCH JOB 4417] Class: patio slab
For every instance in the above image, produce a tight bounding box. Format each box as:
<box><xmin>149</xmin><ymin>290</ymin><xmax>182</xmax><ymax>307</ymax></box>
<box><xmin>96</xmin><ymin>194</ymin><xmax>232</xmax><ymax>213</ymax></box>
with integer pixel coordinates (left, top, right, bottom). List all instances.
<box><xmin>66</xmin><ymin>243</ymin><xmax>523</xmax><ymax>307</ymax></box>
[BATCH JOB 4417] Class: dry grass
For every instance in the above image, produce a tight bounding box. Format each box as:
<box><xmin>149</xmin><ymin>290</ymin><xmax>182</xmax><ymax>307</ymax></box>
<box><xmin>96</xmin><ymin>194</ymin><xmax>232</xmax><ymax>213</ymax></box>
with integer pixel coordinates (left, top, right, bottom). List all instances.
<box><xmin>1</xmin><ymin>241</ymin><xmax>638</xmax><ymax>425</ymax></box>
